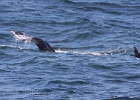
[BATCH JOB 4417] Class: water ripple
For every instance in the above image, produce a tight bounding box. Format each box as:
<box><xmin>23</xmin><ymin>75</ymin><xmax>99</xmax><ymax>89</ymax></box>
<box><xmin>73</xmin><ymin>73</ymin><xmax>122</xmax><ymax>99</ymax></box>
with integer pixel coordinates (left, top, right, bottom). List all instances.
<box><xmin>0</xmin><ymin>0</ymin><xmax>140</xmax><ymax>99</ymax></box>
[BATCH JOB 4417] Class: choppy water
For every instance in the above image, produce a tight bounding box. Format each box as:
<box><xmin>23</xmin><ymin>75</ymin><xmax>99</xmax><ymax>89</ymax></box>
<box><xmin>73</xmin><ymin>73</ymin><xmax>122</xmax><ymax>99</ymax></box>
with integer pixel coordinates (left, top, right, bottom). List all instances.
<box><xmin>0</xmin><ymin>0</ymin><xmax>140</xmax><ymax>100</ymax></box>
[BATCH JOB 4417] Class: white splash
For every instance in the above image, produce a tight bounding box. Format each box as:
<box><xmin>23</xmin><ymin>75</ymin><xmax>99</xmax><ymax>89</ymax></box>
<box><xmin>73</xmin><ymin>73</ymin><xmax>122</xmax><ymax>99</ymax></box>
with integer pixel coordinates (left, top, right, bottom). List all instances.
<box><xmin>55</xmin><ymin>49</ymin><xmax>70</xmax><ymax>53</ymax></box>
<box><xmin>55</xmin><ymin>49</ymin><xmax>102</xmax><ymax>56</ymax></box>
<box><xmin>0</xmin><ymin>45</ymin><xmax>15</xmax><ymax>48</ymax></box>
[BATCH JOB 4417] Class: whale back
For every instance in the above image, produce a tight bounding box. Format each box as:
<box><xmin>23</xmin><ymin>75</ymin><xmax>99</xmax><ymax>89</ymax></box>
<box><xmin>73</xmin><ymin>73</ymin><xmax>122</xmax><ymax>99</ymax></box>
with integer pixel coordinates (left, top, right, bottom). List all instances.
<box><xmin>31</xmin><ymin>37</ymin><xmax>55</xmax><ymax>52</ymax></box>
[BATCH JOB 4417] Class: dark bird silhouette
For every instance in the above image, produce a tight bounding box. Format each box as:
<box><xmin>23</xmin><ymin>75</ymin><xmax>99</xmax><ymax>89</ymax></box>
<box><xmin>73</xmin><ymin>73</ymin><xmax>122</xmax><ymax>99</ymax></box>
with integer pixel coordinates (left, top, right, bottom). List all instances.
<box><xmin>133</xmin><ymin>47</ymin><xmax>140</xmax><ymax>58</ymax></box>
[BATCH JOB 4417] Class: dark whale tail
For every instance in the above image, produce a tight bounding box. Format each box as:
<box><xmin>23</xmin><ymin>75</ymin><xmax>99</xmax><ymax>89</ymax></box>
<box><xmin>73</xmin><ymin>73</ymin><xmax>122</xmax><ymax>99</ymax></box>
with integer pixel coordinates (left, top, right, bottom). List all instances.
<box><xmin>11</xmin><ymin>30</ymin><xmax>55</xmax><ymax>52</ymax></box>
<box><xmin>133</xmin><ymin>47</ymin><xmax>140</xmax><ymax>58</ymax></box>
<box><xmin>31</xmin><ymin>37</ymin><xmax>55</xmax><ymax>52</ymax></box>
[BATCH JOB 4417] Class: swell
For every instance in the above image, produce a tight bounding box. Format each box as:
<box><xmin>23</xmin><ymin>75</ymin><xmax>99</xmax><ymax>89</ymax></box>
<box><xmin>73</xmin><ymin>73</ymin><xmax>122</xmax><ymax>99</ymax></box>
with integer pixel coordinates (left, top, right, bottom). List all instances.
<box><xmin>63</xmin><ymin>0</ymin><xmax>122</xmax><ymax>13</ymax></box>
<box><xmin>48</xmin><ymin>80</ymin><xmax>88</xmax><ymax>85</ymax></box>
<box><xmin>106</xmin><ymin>97</ymin><xmax>140</xmax><ymax>100</ymax></box>
<box><xmin>62</xmin><ymin>0</ymin><xmax>140</xmax><ymax>16</ymax></box>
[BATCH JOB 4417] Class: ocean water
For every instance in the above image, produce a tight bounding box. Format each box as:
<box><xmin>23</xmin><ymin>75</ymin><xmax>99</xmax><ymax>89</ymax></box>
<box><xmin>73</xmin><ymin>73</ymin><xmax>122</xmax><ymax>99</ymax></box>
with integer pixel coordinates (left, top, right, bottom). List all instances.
<box><xmin>0</xmin><ymin>0</ymin><xmax>140</xmax><ymax>100</ymax></box>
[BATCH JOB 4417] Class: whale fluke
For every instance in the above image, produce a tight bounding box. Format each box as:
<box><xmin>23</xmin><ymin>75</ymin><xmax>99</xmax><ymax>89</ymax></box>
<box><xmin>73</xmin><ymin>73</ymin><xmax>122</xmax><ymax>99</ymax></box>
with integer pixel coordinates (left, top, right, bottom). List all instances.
<box><xmin>11</xmin><ymin>31</ymin><xmax>25</xmax><ymax>35</ymax></box>
<box><xmin>11</xmin><ymin>30</ymin><xmax>55</xmax><ymax>52</ymax></box>
<box><xmin>31</xmin><ymin>37</ymin><xmax>55</xmax><ymax>52</ymax></box>
<box><xmin>133</xmin><ymin>47</ymin><xmax>140</xmax><ymax>58</ymax></box>
<box><xmin>10</xmin><ymin>30</ymin><xmax>32</xmax><ymax>41</ymax></box>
